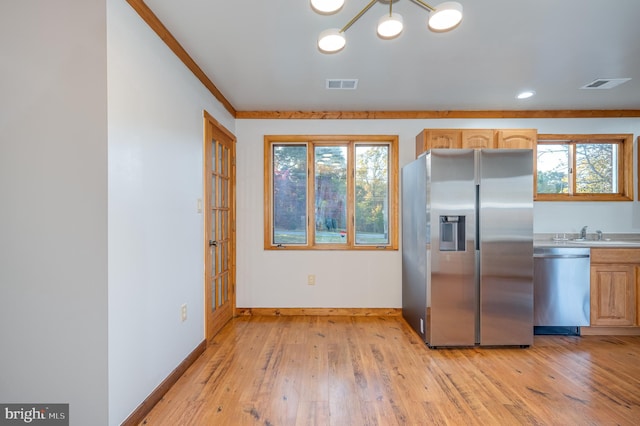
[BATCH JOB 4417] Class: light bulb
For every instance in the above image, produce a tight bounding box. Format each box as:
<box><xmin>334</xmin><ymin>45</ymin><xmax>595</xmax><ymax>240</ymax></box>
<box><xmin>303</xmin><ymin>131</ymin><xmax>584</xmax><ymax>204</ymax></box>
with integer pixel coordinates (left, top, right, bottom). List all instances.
<box><xmin>428</xmin><ymin>2</ymin><xmax>463</xmax><ymax>32</ymax></box>
<box><xmin>310</xmin><ymin>0</ymin><xmax>344</xmax><ymax>14</ymax></box>
<box><xmin>318</xmin><ymin>28</ymin><xmax>346</xmax><ymax>53</ymax></box>
<box><xmin>377</xmin><ymin>13</ymin><xmax>403</xmax><ymax>39</ymax></box>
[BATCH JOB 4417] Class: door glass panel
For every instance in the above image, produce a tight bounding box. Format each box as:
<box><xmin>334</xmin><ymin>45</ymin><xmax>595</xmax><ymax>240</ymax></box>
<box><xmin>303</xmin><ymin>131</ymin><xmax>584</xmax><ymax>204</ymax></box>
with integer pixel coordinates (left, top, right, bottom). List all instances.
<box><xmin>222</xmin><ymin>242</ymin><xmax>228</xmax><ymax>270</ymax></box>
<box><xmin>215</xmin><ymin>236</ymin><xmax>221</xmax><ymax>274</ymax></box>
<box><xmin>210</xmin><ymin>211</ymin><xmax>216</xmax><ymax>242</ymax></box>
<box><xmin>210</xmin><ymin>246</ymin><xmax>218</xmax><ymax>277</ymax></box>
<box><xmin>273</xmin><ymin>145</ymin><xmax>307</xmax><ymax>244</ymax></box>
<box><xmin>221</xmin><ymin>146</ymin><xmax>228</xmax><ymax>175</ymax></box>
<box><xmin>211</xmin><ymin>174</ymin><xmax>217</xmax><ymax>207</ymax></box>
<box><xmin>211</xmin><ymin>278</ymin><xmax>218</xmax><ymax>312</ymax></box>
<box><xmin>355</xmin><ymin>145</ymin><xmax>390</xmax><ymax>245</ymax></box>
<box><xmin>220</xmin><ymin>211</ymin><xmax>229</xmax><ymax>240</ymax></box>
<box><xmin>223</xmin><ymin>274</ymin><xmax>229</xmax><ymax>303</ymax></box>
<box><xmin>315</xmin><ymin>146</ymin><xmax>347</xmax><ymax>244</ymax></box>
<box><xmin>211</xmin><ymin>140</ymin><xmax>217</xmax><ymax>172</ymax></box>
<box><xmin>216</xmin><ymin>211</ymin><xmax>221</xmax><ymax>241</ymax></box>
<box><xmin>222</xmin><ymin>177</ymin><xmax>229</xmax><ymax>208</ymax></box>
<box><xmin>218</xmin><ymin>144</ymin><xmax>224</xmax><ymax>176</ymax></box>
<box><xmin>215</xmin><ymin>277</ymin><xmax>222</xmax><ymax>308</ymax></box>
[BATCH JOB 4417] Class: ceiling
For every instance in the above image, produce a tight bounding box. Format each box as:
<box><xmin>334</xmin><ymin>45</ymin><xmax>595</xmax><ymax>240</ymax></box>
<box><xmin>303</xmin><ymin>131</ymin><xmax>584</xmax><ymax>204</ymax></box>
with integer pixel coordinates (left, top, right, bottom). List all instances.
<box><xmin>143</xmin><ymin>0</ymin><xmax>640</xmax><ymax>113</ymax></box>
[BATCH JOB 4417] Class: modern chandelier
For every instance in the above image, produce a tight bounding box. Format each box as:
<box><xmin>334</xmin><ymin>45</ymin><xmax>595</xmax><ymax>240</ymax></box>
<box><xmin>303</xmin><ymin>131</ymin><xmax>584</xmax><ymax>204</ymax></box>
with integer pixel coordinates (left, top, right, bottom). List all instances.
<box><xmin>311</xmin><ymin>0</ymin><xmax>463</xmax><ymax>53</ymax></box>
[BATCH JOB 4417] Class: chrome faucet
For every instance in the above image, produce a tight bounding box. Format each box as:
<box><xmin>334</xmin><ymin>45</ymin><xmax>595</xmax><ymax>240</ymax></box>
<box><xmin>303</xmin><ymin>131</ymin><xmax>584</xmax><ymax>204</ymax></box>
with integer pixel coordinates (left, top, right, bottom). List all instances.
<box><xmin>596</xmin><ymin>230</ymin><xmax>603</xmax><ymax>240</ymax></box>
<box><xmin>580</xmin><ymin>226</ymin><xmax>588</xmax><ymax>239</ymax></box>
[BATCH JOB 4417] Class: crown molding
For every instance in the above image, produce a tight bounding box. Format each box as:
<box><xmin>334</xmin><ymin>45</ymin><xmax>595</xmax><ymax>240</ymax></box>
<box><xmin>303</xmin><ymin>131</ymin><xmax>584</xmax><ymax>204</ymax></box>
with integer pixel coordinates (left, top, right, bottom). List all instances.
<box><xmin>236</xmin><ymin>110</ymin><xmax>640</xmax><ymax>120</ymax></box>
<box><xmin>126</xmin><ymin>0</ymin><xmax>237</xmax><ymax>118</ymax></box>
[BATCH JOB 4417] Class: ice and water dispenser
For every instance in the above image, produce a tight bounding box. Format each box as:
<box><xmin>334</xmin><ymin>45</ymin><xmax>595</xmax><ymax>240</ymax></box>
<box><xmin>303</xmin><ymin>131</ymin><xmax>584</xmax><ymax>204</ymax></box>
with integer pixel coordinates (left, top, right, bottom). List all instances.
<box><xmin>439</xmin><ymin>215</ymin><xmax>466</xmax><ymax>251</ymax></box>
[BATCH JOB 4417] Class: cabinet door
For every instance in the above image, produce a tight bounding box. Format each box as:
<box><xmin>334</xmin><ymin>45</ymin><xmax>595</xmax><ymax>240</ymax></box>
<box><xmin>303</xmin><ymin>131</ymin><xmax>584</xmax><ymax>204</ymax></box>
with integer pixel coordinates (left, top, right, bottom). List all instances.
<box><xmin>461</xmin><ymin>129</ymin><xmax>496</xmax><ymax>149</ymax></box>
<box><xmin>637</xmin><ymin>266</ymin><xmax>640</xmax><ymax>326</ymax></box>
<box><xmin>590</xmin><ymin>264</ymin><xmax>637</xmax><ymax>326</ymax></box>
<box><xmin>415</xmin><ymin>130</ymin><xmax>461</xmax><ymax>156</ymax></box>
<box><xmin>497</xmin><ymin>129</ymin><xmax>537</xmax><ymax>149</ymax></box>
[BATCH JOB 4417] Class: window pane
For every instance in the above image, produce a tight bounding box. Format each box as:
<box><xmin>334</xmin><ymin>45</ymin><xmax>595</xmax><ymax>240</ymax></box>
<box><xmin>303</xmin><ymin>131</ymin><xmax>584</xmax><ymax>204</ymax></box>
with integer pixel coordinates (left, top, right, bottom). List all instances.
<box><xmin>537</xmin><ymin>144</ymin><xmax>569</xmax><ymax>193</ymax></box>
<box><xmin>273</xmin><ymin>145</ymin><xmax>307</xmax><ymax>244</ymax></box>
<box><xmin>355</xmin><ymin>145</ymin><xmax>389</xmax><ymax>245</ymax></box>
<box><xmin>315</xmin><ymin>146</ymin><xmax>347</xmax><ymax>244</ymax></box>
<box><xmin>576</xmin><ymin>143</ymin><xmax>617</xmax><ymax>194</ymax></box>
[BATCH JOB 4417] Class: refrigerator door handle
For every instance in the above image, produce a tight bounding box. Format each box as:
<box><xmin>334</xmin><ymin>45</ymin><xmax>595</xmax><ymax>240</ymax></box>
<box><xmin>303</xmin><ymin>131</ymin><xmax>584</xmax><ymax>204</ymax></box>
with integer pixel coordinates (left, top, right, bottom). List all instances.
<box><xmin>475</xmin><ymin>184</ymin><xmax>480</xmax><ymax>251</ymax></box>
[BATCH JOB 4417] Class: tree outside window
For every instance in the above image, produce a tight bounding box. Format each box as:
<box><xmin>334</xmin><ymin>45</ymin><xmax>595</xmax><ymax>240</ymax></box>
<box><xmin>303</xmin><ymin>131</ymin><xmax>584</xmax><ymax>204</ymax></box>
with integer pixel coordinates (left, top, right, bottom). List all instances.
<box><xmin>536</xmin><ymin>134</ymin><xmax>632</xmax><ymax>201</ymax></box>
<box><xmin>265</xmin><ymin>135</ymin><xmax>398</xmax><ymax>250</ymax></box>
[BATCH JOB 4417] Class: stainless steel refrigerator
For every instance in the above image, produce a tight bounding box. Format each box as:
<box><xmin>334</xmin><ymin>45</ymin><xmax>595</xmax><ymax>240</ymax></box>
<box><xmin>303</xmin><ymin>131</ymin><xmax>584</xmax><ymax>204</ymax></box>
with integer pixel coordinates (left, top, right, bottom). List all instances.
<box><xmin>402</xmin><ymin>149</ymin><xmax>533</xmax><ymax>348</ymax></box>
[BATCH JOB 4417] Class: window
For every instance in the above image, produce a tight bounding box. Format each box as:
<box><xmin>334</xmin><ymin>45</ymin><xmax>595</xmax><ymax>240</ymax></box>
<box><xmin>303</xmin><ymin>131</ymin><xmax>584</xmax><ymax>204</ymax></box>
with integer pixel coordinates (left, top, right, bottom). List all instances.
<box><xmin>264</xmin><ymin>135</ymin><xmax>398</xmax><ymax>250</ymax></box>
<box><xmin>535</xmin><ymin>134</ymin><xmax>633</xmax><ymax>201</ymax></box>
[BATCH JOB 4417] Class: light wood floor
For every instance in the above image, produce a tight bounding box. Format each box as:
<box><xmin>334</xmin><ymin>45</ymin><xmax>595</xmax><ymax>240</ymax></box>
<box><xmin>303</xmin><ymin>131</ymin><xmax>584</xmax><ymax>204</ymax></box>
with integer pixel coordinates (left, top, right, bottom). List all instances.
<box><xmin>140</xmin><ymin>315</ymin><xmax>640</xmax><ymax>425</ymax></box>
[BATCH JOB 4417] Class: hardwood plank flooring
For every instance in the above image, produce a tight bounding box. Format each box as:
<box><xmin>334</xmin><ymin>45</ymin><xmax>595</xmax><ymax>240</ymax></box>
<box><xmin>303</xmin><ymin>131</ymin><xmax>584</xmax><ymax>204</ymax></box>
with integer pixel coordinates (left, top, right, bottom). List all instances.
<box><xmin>139</xmin><ymin>316</ymin><xmax>640</xmax><ymax>425</ymax></box>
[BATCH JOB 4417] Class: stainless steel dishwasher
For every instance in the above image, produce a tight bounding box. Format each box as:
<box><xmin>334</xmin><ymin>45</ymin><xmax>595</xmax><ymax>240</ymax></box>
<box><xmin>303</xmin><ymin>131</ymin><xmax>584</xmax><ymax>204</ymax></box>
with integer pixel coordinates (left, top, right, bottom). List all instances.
<box><xmin>534</xmin><ymin>247</ymin><xmax>590</xmax><ymax>334</ymax></box>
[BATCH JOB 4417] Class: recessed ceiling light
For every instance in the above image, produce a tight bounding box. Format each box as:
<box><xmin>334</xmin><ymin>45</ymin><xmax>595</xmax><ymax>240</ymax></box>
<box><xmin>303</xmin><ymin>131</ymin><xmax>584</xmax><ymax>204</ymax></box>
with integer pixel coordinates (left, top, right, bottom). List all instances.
<box><xmin>516</xmin><ymin>90</ymin><xmax>536</xmax><ymax>100</ymax></box>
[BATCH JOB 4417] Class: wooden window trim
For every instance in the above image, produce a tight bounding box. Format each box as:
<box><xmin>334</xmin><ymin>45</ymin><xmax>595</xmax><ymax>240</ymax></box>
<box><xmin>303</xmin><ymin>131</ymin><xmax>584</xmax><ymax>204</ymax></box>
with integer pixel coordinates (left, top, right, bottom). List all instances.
<box><xmin>535</xmin><ymin>133</ymin><xmax>633</xmax><ymax>202</ymax></box>
<box><xmin>264</xmin><ymin>135</ymin><xmax>399</xmax><ymax>250</ymax></box>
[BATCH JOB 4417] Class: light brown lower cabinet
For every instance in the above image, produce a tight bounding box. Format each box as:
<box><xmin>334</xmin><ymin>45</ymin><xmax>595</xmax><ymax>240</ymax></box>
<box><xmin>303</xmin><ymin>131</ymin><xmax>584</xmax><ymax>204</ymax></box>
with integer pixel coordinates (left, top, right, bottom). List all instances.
<box><xmin>590</xmin><ymin>263</ymin><xmax>636</xmax><ymax>326</ymax></box>
<box><xmin>589</xmin><ymin>248</ymin><xmax>639</xmax><ymax>328</ymax></box>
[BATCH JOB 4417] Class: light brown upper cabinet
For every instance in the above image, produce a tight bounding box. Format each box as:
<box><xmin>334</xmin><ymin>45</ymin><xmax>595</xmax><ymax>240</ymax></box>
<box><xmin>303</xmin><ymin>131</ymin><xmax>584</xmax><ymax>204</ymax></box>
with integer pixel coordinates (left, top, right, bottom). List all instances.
<box><xmin>416</xmin><ymin>128</ymin><xmax>537</xmax><ymax>157</ymax></box>
<box><xmin>462</xmin><ymin>129</ymin><xmax>497</xmax><ymax>149</ymax></box>
<box><xmin>415</xmin><ymin>129</ymin><xmax>462</xmax><ymax>155</ymax></box>
<box><xmin>497</xmin><ymin>129</ymin><xmax>538</xmax><ymax>149</ymax></box>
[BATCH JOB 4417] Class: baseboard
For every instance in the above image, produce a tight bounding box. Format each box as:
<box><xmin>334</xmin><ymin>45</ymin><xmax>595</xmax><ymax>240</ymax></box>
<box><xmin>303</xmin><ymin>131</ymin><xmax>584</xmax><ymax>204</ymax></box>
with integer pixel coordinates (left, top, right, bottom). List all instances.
<box><xmin>121</xmin><ymin>339</ymin><xmax>207</xmax><ymax>426</ymax></box>
<box><xmin>580</xmin><ymin>326</ymin><xmax>640</xmax><ymax>336</ymax></box>
<box><xmin>236</xmin><ymin>307</ymin><xmax>401</xmax><ymax>316</ymax></box>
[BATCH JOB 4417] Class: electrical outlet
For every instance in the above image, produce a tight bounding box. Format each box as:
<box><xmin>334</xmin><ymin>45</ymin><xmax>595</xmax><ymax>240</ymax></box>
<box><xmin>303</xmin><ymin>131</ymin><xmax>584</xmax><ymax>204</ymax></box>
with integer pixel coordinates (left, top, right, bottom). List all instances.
<box><xmin>307</xmin><ymin>274</ymin><xmax>316</xmax><ymax>285</ymax></box>
<box><xmin>181</xmin><ymin>304</ymin><xmax>187</xmax><ymax>322</ymax></box>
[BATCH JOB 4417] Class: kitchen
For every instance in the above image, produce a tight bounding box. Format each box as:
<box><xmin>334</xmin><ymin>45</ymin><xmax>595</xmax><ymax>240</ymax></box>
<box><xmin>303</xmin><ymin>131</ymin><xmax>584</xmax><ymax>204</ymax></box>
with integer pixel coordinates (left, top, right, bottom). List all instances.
<box><xmin>3</xmin><ymin>1</ymin><xmax>640</xmax><ymax>425</ymax></box>
<box><xmin>401</xmin><ymin>129</ymin><xmax>640</xmax><ymax>346</ymax></box>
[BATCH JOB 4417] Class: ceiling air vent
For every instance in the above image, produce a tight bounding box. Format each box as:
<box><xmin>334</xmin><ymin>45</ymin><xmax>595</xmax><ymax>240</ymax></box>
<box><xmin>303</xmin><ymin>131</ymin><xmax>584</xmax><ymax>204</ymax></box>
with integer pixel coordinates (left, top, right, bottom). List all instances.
<box><xmin>580</xmin><ymin>78</ymin><xmax>631</xmax><ymax>90</ymax></box>
<box><xmin>326</xmin><ymin>79</ymin><xmax>358</xmax><ymax>90</ymax></box>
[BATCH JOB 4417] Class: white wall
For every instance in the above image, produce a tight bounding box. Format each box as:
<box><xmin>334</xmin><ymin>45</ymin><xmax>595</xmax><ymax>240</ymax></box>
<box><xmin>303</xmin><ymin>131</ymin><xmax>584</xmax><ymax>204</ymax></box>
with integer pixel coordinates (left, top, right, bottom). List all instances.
<box><xmin>235</xmin><ymin>118</ymin><xmax>640</xmax><ymax>309</ymax></box>
<box><xmin>106</xmin><ymin>1</ymin><xmax>235</xmax><ymax>424</ymax></box>
<box><xmin>0</xmin><ymin>1</ymin><xmax>109</xmax><ymax>424</ymax></box>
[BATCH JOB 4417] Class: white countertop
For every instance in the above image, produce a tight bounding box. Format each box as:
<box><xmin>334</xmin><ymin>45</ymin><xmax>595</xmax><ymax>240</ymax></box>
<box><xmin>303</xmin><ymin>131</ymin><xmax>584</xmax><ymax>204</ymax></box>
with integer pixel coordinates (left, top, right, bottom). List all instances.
<box><xmin>534</xmin><ymin>233</ymin><xmax>640</xmax><ymax>248</ymax></box>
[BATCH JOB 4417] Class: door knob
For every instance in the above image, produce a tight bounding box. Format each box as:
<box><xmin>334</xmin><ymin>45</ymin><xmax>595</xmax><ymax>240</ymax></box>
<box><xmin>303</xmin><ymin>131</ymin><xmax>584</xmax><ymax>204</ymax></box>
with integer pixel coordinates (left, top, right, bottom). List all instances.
<box><xmin>209</xmin><ymin>240</ymin><xmax>218</xmax><ymax>247</ymax></box>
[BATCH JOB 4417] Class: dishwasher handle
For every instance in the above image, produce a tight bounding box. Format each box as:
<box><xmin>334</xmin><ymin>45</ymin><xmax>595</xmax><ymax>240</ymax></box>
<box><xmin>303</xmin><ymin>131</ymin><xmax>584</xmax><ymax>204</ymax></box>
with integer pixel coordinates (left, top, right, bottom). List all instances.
<box><xmin>534</xmin><ymin>254</ymin><xmax>590</xmax><ymax>259</ymax></box>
